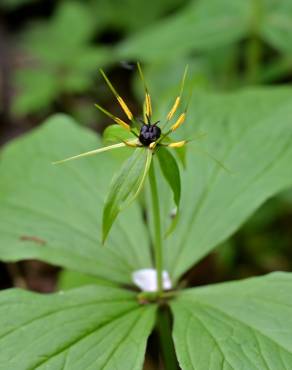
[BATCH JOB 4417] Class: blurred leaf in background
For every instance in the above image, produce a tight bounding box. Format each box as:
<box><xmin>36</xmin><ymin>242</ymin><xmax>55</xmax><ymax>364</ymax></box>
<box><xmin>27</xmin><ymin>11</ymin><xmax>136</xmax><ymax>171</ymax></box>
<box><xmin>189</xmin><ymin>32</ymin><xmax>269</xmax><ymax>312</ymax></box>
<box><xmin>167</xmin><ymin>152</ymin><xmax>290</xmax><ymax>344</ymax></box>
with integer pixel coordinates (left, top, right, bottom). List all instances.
<box><xmin>90</xmin><ymin>0</ymin><xmax>187</xmax><ymax>33</ymax></box>
<box><xmin>116</xmin><ymin>0</ymin><xmax>251</xmax><ymax>62</ymax></box>
<box><xmin>117</xmin><ymin>0</ymin><xmax>292</xmax><ymax>87</ymax></box>
<box><xmin>12</xmin><ymin>1</ymin><xmax>111</xmax><ymax>116</ymax></box>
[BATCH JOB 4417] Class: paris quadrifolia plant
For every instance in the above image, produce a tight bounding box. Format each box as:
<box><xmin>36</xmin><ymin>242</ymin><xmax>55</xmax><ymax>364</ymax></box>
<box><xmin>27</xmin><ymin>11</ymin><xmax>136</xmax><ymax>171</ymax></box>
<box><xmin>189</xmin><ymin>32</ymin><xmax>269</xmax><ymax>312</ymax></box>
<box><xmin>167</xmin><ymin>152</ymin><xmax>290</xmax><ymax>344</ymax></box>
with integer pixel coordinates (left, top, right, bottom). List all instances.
<box><xmin>1</xmin><ymin>60</ymin><xmax>292</xmax><ymax>370</ymax></box>
<box><xmin>54</xmin><ymin>63</ymin><xmax>220</xmax><ymax>298</ymax></box>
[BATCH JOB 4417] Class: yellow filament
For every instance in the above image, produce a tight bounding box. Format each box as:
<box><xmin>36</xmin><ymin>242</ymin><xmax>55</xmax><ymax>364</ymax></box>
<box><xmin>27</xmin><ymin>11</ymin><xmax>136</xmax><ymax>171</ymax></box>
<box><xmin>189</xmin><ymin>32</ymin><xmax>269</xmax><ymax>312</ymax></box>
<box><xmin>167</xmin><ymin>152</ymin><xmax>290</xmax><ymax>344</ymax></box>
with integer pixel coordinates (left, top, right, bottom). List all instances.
<box><xmin>171</xmin><ymin>113</ymin><xmax>186</xmax><ymax>131</ymax></box>
<box><xmin>137</xmin><ymin>62</ymin><xmax>152</xmax><ymax>119</ymax></box>
<box><xmin>167</xmin><ymin>97</ymin><xmax>180</xmax><ymax>121</ymax></box>
<box><xmin>114</xmin><ymin>117</ymin><xmax>131</xmax><ymax>131</ymax></box>
<box><xmin>145</xmin><ymin>93</ymin><xmax>152</xmax><ymax>117</ymax></box>
<box><xmin>168</xmin><ymin>140</ymin><xmax>186</xmax><ymax>148</ymax></box>
<box><xmin>117</xmin><ymin>96</ymin><xmax>133</xmax><ymax>120</ymax></box>
<box><xmin>100</xmin><ymin>69</ymin><xmax>133</xmax><ymax>121</ymax></box>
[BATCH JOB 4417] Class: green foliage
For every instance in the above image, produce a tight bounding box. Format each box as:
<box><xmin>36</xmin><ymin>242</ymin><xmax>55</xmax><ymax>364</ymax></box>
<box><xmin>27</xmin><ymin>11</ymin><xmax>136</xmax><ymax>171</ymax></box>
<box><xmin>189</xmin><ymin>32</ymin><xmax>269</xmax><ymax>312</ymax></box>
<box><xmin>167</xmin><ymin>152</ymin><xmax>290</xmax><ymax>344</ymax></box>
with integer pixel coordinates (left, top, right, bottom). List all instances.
<box><xmin>103</xmin><ymin>124</ymin><xmax>134</xmax><ymax>144</ymax></box>
<box><xmin>0</xmin><ymin>115</ymin><xmax>152</xmax><ymax>284</ymax></box>
<box><xmin>9</xmin><ymin>0</ymin><xmax>292</xmax><ymax>117</ymax></box>
<box><xmin>3</xmin><ymin>0</ymin><xmax>292</xmax><ymax>358</ymax></box>
<box><xmin>102</xmin><ymin>148</ymin><xmax>152</xmax><ymax>243</ymax></box>
<box><xmin>0</xmin><ymin>285</ymin><xmax>156</xmax><ymax>369</ymax></box>
<box><xmin>117</xmin><ymin>0</ymin><xmax>251</xmax><ymax>62</ymax></box>
<box><xmin>13</xmin><ymin>2</ymin><xmax>111</xmax><ymax>116</ymax></box>
<box><xmin>90</xmin><ymin>0</ymin><xmax>185</xmax><ymax>33</ymax></box>
<box><xmin>58</xmin><ymin>269</ymin><xmax>112</xmax><ymax>290</ymax></box>
<box><xmin>172</xmin><ymin>272</ymin><xmax>292</xmax><ymax>369</ymax></box>
<box><xmin>163</xmin><ymin>88</ymin><xmax>292</xmax><ymax>281</ymax></box>
<box><xmin>117</xmin><ymin>0</ymin><xmax>292</xmax><ymax>62</ymax></box>
<box><xmin>259</xmin><ymin>0</ymin><xmax>292</xmax><ymax>54</ymax></box>
<box><xmin>157</xmin><ymin>147</ymin><xmax>181</xmax><ymax>209</ymax></box>
<box><xmin>1</xmin><ymin>86</ymin><xmax>292</xmax><ymax>366</ymax></box>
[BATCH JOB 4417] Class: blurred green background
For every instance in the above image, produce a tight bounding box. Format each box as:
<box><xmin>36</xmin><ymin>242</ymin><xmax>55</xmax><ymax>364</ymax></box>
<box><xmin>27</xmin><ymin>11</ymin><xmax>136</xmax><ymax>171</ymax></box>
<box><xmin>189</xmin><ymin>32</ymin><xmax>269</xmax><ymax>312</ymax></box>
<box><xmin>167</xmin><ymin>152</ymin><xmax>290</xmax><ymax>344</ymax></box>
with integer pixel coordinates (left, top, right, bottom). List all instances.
<box><xmin>0</xmin><ymin>0</ymin><xmax>292</xmax><ymax>294</ymax></box>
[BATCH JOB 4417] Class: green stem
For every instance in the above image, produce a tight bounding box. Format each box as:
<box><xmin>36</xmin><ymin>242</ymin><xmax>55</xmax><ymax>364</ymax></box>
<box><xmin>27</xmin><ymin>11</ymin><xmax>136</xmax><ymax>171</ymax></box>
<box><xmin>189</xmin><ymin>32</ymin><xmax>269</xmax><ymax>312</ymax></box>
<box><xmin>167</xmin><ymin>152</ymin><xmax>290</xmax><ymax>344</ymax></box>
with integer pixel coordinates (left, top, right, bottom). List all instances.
<box><xmin>245</xmin><ymin>0</ymin><xmax>262</xmax><ymax>85</ymax></box>
<box><xmin>245</xmin><ymin>34</ymin><xmax>262</xmax><ymax>84</ymax></box>
<box><xmin>149</xmin><ymin>161</ymin><xmax>163</xmax><ymax>295</ymax></box>
<box><xmin>157</xmin><ymin>307</ymin><xmax>178</xmax><ymax>370</ymax></box>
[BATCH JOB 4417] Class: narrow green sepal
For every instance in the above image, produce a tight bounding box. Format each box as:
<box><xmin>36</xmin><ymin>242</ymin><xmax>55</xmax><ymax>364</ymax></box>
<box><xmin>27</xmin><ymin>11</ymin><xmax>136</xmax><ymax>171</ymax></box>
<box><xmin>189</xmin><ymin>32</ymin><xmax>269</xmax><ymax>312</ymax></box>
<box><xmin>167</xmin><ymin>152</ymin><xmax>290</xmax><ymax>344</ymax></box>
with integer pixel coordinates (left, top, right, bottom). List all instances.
<box><xmin>157</xmin><ymin>147</ymin><xmax>181</xmax><ymax>237</ymax></box>
<box><xmin>102</xmin><ymin>148</ymin><xmax>152</xmax><ymax>244</ymax></box>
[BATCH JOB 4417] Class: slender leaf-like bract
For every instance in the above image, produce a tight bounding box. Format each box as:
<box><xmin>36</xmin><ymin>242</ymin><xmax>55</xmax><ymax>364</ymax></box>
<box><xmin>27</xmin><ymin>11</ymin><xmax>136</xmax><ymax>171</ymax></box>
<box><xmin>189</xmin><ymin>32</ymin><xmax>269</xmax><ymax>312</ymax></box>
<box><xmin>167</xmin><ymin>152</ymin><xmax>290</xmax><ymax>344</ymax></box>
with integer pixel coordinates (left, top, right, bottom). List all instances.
<box><xmin>102</xmin><ymin>148</ymin><xmax>152</xmax><ymax>243</ymax></box>
<box><xmin>52</xmin><ymin>140</ymin><xmax>140</xmax><ymax>165</ymax></box>
<box><xmin>157</xmin><ymin>147</ymin><xmax>181</xmax><ymax>209</ymax></box>
<box><xmin>157</xmin><ymin>147</ymin><xmax>181</xmax><ymax>237</ymax></box>
<box><xmin>52</xmin><ymin>142</ymin><xmax>127</xmax><ymax>165</ymax></box>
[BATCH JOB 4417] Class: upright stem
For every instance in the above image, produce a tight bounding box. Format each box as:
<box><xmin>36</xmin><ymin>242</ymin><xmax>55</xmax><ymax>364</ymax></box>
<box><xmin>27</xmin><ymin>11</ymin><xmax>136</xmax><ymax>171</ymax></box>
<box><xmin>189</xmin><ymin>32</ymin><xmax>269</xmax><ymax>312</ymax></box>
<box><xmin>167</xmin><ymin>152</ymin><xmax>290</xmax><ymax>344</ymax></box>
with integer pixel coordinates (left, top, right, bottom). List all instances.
<box><xmin>157</xmin><ymin>308</ymin><xmax>178</xmax><ymax>370</ymax></box>
<box><xmin>245</xmin><ymin>0</ymin><xmax>262</xmax><ymax>85</ymax></box>
<box><xmin>149</xmin><ymin>161</ymin><xmax>163</xmax><ymax>294</ymax></box>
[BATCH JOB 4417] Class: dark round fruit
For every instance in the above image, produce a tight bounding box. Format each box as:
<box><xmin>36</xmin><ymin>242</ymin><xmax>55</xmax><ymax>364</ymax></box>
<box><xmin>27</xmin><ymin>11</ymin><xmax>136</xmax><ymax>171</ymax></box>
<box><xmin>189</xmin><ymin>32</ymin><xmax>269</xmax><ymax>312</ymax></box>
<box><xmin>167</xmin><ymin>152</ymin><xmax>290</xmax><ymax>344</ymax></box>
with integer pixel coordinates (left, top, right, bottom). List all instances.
<box><xmin>139</xmin><ymin>124</ymin><xmax>161</xmax><ymax>146</ymax></box>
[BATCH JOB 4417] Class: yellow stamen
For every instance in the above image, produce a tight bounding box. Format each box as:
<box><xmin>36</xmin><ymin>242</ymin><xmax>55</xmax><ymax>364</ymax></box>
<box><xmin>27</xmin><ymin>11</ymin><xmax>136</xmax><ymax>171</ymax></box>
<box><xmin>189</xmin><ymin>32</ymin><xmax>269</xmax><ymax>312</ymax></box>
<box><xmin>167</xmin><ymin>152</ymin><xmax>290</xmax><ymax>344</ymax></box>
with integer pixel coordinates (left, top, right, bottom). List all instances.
<box><xmin>145</xmin><ymin>93</ymin><xmax>152</xmax><ymax>117</ymax></box>
<box><xmin>114</xmin><ymin>117</ymin><xmax>131</xmax><ymax>131</ymax></box>
<box><xmin>171</xmin><ymin>113</ymin><xmax>186</xmax><ymax>131</ymax></box>
<box><xmin>165</xmin><ymin>65</ymin><xmax>188</xmax><ymax>122</ymax></box>
<box><xmin>100</xmin><ymin>69</ymin><xmax>134</xmax><ymax>121</ymax></box>
<box><xmin>167</xmin><ymin>97</ymin><xmax>180</xmax><ymax>121</ymax></box>
<box><xmin>137</xmin><ymin>62</ymin><xmax>152</xmax><ymax>119</ymax></box>
<box><xmin>117</xmin><ymin>96</ymin><xmax>133</xmax><ymax>120</ymax></box>
<box><xmin>95</xmin><ymin>103</ymin><xmax>130</xmax><ymax>131</ymax></box>
<box><xmin>168</xmin><ymin>140</ymin><xmax>186</xmax><ymax>148</ymax></box>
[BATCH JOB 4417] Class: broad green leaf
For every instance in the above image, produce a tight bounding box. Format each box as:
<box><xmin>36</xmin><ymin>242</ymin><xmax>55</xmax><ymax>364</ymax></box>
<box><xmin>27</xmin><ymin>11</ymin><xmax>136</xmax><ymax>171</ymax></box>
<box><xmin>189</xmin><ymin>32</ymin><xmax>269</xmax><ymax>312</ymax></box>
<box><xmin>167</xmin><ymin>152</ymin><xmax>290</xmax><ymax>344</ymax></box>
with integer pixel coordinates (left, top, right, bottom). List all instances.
<box><xmin>103</xmin><ymin>124</ymin><xmax>135</xmax><ymax>144</ymax></box>
<box><xmin>0</xmin><ymin>285</ymin><xmax>156</xmax><ymax>369</ymax></box>
<box><xmin>117</xmin><ymin>0</ymin><xmax>250</xmax><ymax>62</ymax></box>
<box><xmin>58</xmin><ymin>269</ymin><xmax>113</xmax><ymax>290</ymax></box>
<box><xmin>161</xmin><ymin>88</ymin><xmax>292</xmax><ymax>281</ymax></box>
<box><xmin>0</xmin><ymin>114</ymin><xmax>152</xmax><ymax>284</ymax></box>
<box><xmin>103</xmin><ymin>148</ymin><xmax>152</xmax><ymax>243</ymax></box>
<box><xmin>157</xmin><ymin>147</ymin><xmax>181</xmax><ymax>208</ymax></box>
<box><xmin>171</xmin><ymin>272</ymin><xmax>292</xmax><ymax>369</ymax></box>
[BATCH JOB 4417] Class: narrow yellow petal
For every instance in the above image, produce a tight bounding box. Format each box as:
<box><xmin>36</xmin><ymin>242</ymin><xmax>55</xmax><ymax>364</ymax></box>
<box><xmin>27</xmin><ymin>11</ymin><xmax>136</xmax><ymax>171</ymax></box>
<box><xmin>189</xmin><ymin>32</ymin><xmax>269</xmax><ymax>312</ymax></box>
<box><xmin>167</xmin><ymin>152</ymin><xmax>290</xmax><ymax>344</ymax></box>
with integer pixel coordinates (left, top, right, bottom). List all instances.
<box><xmin>114</xmin><ymin>117</ymin><xmax>131</xmax><ymax>131</ymax></box>
<box><xmin>145</xmin><ymin>93</ymin><xmax>152</xmax><ymax>117</ymax></box>
<box><xmin>171</xmin><ymin>113</ymin><xmax>186</xmax><ymax>131</ymax></box>
<box><xmin>137</xmin><ymin>62</ymin><xmax>152</xmax><ymax>119</ymax></box>
<box><xmin>168</xmin><ymin>140</ymin><xmax>186</xmax><ymax>148</ymax></box>
<box><xmin>117</xmin><ymin>96</ymin><xmax>133</xmax><ymax>120</ymax></box>
<box><xmin>167</xmin><ymin>97</ymin><xmax>180</xmax><ymax>121</ymax></box>
<box><xmin>95</xmin><ymin>103</ymin><xmax>130</xmax><ymax>131</ymax></box>
<box><xmin>52</xmin><ymin>142</ymin><xmax>127</xmax><ymax>165</ymax></box>
<box><xmin>99</xmin><ymin>69</ymin><xmax>119</xmax><ymax>98</ymax></box>
<box><xmin>100</xmin><ymin>69</ymin><xmax>133</xmax><ymax>121</ymax></box>
<box><xmin>165</xmin><ymin>65</ymin><xmax>188</xmax><ymax>122</ymax></box>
